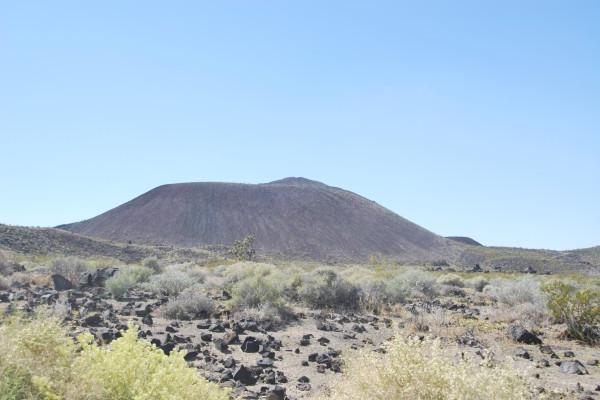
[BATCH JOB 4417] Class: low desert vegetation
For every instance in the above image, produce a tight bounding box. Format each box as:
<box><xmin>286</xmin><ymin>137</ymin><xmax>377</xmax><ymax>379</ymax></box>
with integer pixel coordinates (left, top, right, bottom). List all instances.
<box><xmin>161</xmin><ymin>285</ymin><xmax>215</xmax><ymax>320</ymax></box>
<box><xmin>50</xmin><ymin>256</ymin><xmax>91</xmax><ymax>284</ymax></box>
<box><xmin>4</xmin><ymin>253</ymin><xmax>600</xmax><ymax>399</ymax></box>
<box><xmin>142</xmin><ymin>268</ymin><xmax>197</xmax><ymax>296</ymax></box>
<box><xmin>322</xmin><ymin>335</ymin><xmax>532</xmax><ymax>400</ymax></box>
<box><xmin>228</xmin><ymin>235</ymin><xmax>256</xmax><ymax>261</ymax></box>
<box><xmin>482</xmin><ymin>277</ymin><xmax>548</xmax><ymax>328</ymax></box>
<box><xmin>0</xmin><ymin>275</ymin><xmax>9</xmax><ymax>290</ymax></box>
<box><xmin>542</xmin><ymin>280</ymin><xmax>600</xmax><ymax>344</ymax></box>
<box><xmin>0</xmin><ymin>313</ymin><xmax>229</xmax><ymax>400</ymax></box>
<box><xmin>106</xmin><ymin>265</ymin><xmax>154</xmax><ymax>298</ymax></box>
<box><xmin>437</xmin><ymin>273</ymin><xmax>465</xmax><ymax>287</ymax></box>
<box><xmin>297</xmin><ymin>267</ymin><xmax>361</xmax><ymax>310</ymax></box>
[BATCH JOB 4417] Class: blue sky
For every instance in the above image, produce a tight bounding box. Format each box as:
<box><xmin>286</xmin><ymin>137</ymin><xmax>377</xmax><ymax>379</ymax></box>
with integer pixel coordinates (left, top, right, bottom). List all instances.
<box><xmin>1</xmin><ymin>1</ymin><xmax>598</xmax><ymax>250</ymax></box>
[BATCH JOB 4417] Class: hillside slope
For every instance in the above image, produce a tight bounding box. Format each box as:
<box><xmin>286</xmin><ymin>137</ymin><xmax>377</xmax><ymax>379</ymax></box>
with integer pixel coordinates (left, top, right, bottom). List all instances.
<box><xmin>0</xmin><ymin>224</ymin><xmax>210</xmax><ymax>263</ymax></box>
<box><xmin>59</xmin><ymin>178</ymin><xmax>458</xmax><ymax>262</ymax></box>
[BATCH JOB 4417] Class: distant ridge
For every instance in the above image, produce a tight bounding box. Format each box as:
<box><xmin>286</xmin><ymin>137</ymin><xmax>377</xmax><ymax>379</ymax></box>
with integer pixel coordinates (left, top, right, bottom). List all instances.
<box><xmin>58</xmin><ymin>177</ymin><xmax>458</xmax><ymax>262</ymax></box>
<box><xmin>446</xmin><ymin>236</ymin><xmax>483</xmax><ymax>246</ymax></box>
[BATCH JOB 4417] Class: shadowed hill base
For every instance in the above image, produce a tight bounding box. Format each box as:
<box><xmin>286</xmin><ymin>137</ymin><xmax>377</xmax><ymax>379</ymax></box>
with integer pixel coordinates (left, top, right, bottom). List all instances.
<box><xmin>0</xmin><ymin>224</ymin><xmax>211</xmax><ymax>263</ymax></box>
<box><xmin>59</xmin><ymin>178</ymin><xmax>459</xmax><ymax>262</ymax></box>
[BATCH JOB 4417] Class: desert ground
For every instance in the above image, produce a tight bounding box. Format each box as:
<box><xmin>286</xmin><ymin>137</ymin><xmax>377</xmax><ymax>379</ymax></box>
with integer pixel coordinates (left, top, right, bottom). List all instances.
<box><xmin>2</xmin><ymin>245</ymin><xmax>600</xmax><ymax>400</ymax></box>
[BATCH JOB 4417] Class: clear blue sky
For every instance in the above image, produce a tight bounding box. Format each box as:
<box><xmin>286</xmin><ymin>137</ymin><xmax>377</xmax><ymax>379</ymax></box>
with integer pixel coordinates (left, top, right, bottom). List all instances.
<box><xmin>1</xmin><ymin>1</ymin><xmax>598</xmax><ymax>250</ymax></box>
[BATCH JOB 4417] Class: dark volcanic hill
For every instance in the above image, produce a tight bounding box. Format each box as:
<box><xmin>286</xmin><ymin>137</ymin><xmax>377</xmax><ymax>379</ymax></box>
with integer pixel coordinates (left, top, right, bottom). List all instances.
<box><xmin>58</xmin><ymin>178</ymin><xmax>458</xmax><ymax>262</ymax></box>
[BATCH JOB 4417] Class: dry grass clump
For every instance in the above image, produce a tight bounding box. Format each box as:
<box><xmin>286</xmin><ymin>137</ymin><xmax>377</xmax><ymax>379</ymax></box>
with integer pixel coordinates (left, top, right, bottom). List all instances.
<box><xmin>106</xmin><ymin>265</ymin><xmax>154</xmax><ymax>298</ymax></box>
<box><xmin>484</xmin><ymin>277</ymin><xmax>544</xmax><ymax>308</ymax></box>
<box><xmin>483</xmin><ymin>277</ymin><xmax>548</xmax><ymax>328</ymax></box>
<box><xmin>233</xmin><ymin>303</ymin><xmax>291</xmax><ymax>330</ymax></box>
<box><xmin>161</xmin><ymin>286</ymin><xmax>215</xmax><ymax>320</ymax></box>
<box><xmin>50</xmin><ymin>256</ymin><xmax>92</xmax><ymax>284</ymax></box>
<box><xmin>322</xmin><ymin>335</ymin><xmax>532</xmax><ymax>400</ymax></box>
<box><xmin>7</xmin><ymin>271</ymin><xmax>51</xmax><ymax>288</ymax></box>
<box><xmin>0</xmin><ymin>314</ymin><xmax>229</xmax><ymax>400</ymax></box>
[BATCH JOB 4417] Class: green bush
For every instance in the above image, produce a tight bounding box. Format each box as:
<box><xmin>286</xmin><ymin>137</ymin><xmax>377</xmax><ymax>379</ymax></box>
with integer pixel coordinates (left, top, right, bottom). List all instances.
<box><xmin>229</xmin><ymin>235</ymin><xmax>256</xmax><ymax>261</ymax></box>
<box><xmin>143</xmin><ymin>270</ymin><xmax>195</xmax><ymax>296</ymax></box>
<box><xmin>298</xmin><ymin>268</ymin><xmax>360</xmax><ymax>310</ymax></box>
<box><xmin>142</xmin><ymin>257</ymin><xmax>161</xmax><ymax>272</ymax></box>
<box><xmin>106</xmin><ymin>265</ymin><xmax>154</xmax><ymax>298</ymax></box>
<box><xmin>385</xmin><ymin>270</ymin><xmax>436</xmax><ymax>301</ymax></box>
<box><xmin>230</xmin><ymin>273</ymin><xmax>285</xmax><ymax>309</ymax></box>
<box><xmin>162</xmin><ymin>286</ymin><xmax>215</xmax><ymax>320</ymax></box>
<box><xmin>321</xmin><ymin>336</ymin><xmax>532</xmax><ymax>400</ymax></box>
<box><xmin>542</xmin><ymin>281</ymin><xmax>600</xmax><ymax>344</ymax></box>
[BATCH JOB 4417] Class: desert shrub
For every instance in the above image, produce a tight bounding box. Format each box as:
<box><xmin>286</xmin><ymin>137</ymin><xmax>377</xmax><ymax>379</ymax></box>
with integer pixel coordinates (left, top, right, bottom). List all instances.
<box><xmin>0</xmin><ymin>276</ymin><xmax>9</xmax><ymax>290</ymax></box>
<box><xmin>0</xmin><ymin>362</ymin><xmax>40</xmax><ymax>400</ymax></box>
<box><xmin>385</xmin><ymin>269</ymin><xmax>437</xmax><ymax>302</ymax></box>
<box><xmin>542</xmin><ymin>281</ymin><xmax>600</xmax><ymax>344</ymax></box>
<box><xmin>74</xmin><ymin>324</ymin><xmax>229</xmax><ymax>400</ymax></box>
<box><xmin>50</xmin><ymin>256</ymin><xmax>91</xmax><ymax>284</ymax></box>
<box><xmin>438</xmin><ymin>284</ymin><xmax>466</xmax><ymax>297</ymax></box>
<box><xmin>106</xmin><ymin>265</ymin><xmax>154</xmax><ymax>298</ymax></box>
<box><xmin>467</xmin><ymin>277</ymin><xmax>489</xmax><ymax>292</ymax></box>
<box><xmin>162</xmin><ymin>286</ymin><xmax>215</xmax><ymax>320</ymax></box>
<box><xmin>484</xmin><ymin>277</ymin><xmax>544</xmax><ymax>307</ymax></box>
<box><xmin>298</xmin><ymin>268</ymin><xmax>360</xmax><ymax>310</ymax></box>
<box><xmin>484</xmin><ymin>277</ymin><xmax>547</xmax><ymax>328</ymax></box>
<box><xmin>339</xmin><ymin>266</ymin><xmax>388</xmax><ymax>311</ymax></box>
<box><xmin>184</xmin><ymin>266</ymin><xmax>207</xmax><ymax>283</ymax></box>
<box><xmin>0</xmin><ymin>250</ymin><xmax>11</xmax><ymax>274</ymax></box>
<box><xmin>6</xmin><ymin>272</ymin><xmax>50</xmax><ymax>288</ymax></box>
<box><xmin>233</xmin><ymin>303</ymin><xmax>291</xmax><ymax>330</ymax></box>
<box><xmin>322</xmin><ymin>336</ymin><xmax>532</xmax><ymax>400</ymax></box>
<box><xmin>437</xmin><ymin>273</ymin><xmax>465</xmax><ymax>288</ymax></box>
<box><xmin>143</xmin><ymin>270</ymin><xmax>195</xmax><ymax>296</ymax></box>
<box><xmin>142</xmin><ymin>257</ymin><xmax>161</xmax><ymax>272</ymax></box>
<box><xmin>230</xmin><ymin>273</ymin><xmax>286</xmax><ymax>309</ymax></box>
<box><xmin>0</xmin><ymin>315</ymin><xmax>230</xmax><ymax>400</ymax></box>
<box><xmin>221</xmin><ymin>262</ymin><xmax>278</xmax><ymax>284</ymax></box>
<box><xmin>229</xmin><ymin>235</ymin><xmax>256</xmax><ymax>261</ymax></box>
<box><xmin>382</xmin><ymin>277</ymin><xmax>410</xmax><ymax>304</ymax></box>
<box><xmin>0</xmin><ymin>313</ymin><xmax>76</xmax><ymax>398</ymax></box>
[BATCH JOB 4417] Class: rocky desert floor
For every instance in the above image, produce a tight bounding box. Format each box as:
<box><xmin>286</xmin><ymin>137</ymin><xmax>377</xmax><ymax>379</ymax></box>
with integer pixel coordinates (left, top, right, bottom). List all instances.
<box><xmin>2</xmin><ymin>257</ymin><xmax>600</xmax><ymax>399</ymax></box>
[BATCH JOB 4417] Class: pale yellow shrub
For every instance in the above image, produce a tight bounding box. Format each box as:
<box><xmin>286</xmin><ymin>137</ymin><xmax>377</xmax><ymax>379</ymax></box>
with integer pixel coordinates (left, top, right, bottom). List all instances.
<box><xmin>74</xmin><ymin>324</ymin><xmax>229</xmax><ymax>400</ymax></box>
<box><xmin>322</xmin><ymin>335</ymin><xmax>532</xmax><ymax>400</ymax></box>
<box><xmin>0</xmin><ymin>314</ymin><xmax>229</xmax><ymax>400</ymax></box>
<box><xmin>0</xmin><ymin>314</ymin><xmax>76</xmax><ymax>397</ymax></box>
